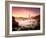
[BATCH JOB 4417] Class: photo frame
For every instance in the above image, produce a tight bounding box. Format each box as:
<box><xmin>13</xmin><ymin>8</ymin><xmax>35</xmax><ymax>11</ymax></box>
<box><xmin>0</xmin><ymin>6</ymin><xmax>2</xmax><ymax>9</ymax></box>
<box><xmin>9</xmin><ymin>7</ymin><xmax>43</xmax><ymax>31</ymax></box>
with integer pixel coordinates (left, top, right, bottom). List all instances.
<box><xmin>5</xmin><ymin>1</ymin><xmax>45</xmax><ymax>37</ymax></box>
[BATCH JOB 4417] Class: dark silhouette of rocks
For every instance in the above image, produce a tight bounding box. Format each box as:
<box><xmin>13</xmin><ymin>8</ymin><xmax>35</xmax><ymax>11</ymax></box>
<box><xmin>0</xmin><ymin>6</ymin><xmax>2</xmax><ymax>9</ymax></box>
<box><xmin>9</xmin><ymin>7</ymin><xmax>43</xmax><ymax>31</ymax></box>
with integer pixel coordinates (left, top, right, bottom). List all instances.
<box><xmin>30</xmin><ymin>15</ymin><xmax>40</xmax><ymax>30</ymax></box>
<box><xmin>12</xmin><ymin>16</ymin><xmax>19</xmax><ymax>31</ymax></box>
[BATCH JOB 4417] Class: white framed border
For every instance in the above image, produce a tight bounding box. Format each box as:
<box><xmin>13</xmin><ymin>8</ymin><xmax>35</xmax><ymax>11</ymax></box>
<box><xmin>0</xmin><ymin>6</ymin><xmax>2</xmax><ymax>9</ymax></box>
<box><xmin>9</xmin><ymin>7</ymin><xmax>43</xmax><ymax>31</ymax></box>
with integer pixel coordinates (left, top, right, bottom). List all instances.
<box><xmin>9</xmin><ymin>3</ymin><xmax>43</xmax><ymax>35</ymax></box>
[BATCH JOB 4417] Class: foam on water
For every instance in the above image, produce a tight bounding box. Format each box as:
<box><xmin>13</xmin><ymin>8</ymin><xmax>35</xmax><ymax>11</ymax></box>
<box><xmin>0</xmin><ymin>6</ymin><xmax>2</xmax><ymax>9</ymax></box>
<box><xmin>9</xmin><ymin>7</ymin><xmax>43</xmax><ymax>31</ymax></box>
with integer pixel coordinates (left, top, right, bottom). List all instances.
<box><xmin>15</xmin><ymin>19</ymin><xmax>37</xmax><ymax>26</ymax></box>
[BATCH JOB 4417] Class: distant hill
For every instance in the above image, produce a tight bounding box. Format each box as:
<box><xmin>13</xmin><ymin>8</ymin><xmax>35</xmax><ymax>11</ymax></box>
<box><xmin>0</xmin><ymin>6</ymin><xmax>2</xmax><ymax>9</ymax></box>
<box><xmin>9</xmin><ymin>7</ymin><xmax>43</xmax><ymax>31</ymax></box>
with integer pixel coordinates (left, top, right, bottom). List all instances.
<box><xmin>31</xmin><ymin>15</ymin><xmax>40</xmax><ymax>19</ymax></box>
<box><xmin>15</xmin><ymin>17</ymin><xmax>29</xmax><ymax>20</ymax></box>
<box><xmin>31</xmin><ymin>15</ymin><xmax>40</xmax><ymax>22</ymax></box>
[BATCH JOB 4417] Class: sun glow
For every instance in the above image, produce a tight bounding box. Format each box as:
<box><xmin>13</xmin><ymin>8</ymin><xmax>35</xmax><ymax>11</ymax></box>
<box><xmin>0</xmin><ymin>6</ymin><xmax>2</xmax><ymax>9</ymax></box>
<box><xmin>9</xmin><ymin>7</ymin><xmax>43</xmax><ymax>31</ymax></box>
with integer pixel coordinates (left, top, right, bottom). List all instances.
<box><xmin>12</xmin><ymin>7</ymin><xmax>40</xmax><ymax>18</ymax></box>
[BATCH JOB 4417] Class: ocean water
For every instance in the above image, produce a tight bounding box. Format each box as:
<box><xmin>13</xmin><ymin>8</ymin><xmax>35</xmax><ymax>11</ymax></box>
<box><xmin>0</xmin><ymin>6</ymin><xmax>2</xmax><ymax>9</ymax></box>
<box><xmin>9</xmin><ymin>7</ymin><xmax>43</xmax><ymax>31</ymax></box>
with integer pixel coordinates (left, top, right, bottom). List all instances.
<box><xmin>15</xmin><ymin>19</ymin><xmax>38</xmax><ymax>28</ymax></box>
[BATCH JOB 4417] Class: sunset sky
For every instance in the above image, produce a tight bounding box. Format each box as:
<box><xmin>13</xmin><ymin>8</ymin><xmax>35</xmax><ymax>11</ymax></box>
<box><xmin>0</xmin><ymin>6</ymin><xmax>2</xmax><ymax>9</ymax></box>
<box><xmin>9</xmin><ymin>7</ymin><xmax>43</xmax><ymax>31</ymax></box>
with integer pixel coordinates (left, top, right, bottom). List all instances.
<box><xmin>12</xmin><ymin>7</ymin><xmax>40</xmax><ymax>18</ymax></box>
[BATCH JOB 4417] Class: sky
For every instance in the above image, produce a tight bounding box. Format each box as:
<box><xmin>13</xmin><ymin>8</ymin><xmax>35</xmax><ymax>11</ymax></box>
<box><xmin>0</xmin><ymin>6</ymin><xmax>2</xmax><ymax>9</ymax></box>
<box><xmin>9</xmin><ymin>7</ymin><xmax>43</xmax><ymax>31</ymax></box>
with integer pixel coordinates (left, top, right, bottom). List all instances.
<box><xmin>12</xmin><ymin>7</ymin><xmax>40</xmax><ymax>18</ymax></box>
